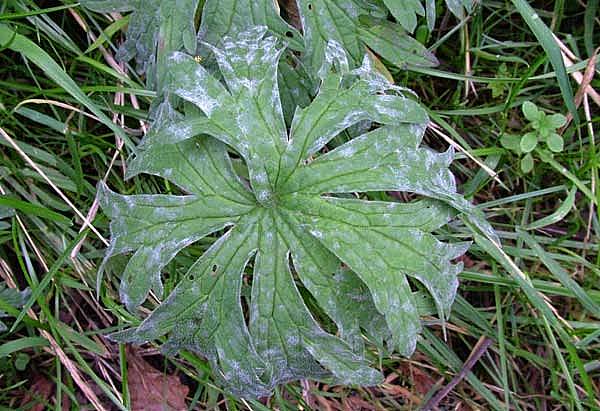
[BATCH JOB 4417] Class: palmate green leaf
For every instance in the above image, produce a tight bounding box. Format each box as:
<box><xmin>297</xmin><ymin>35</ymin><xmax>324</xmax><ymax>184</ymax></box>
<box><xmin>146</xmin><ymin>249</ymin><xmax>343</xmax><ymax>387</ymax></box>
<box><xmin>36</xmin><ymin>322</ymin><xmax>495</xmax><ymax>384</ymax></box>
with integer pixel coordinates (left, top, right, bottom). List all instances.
<box><xmin>294</xmin><ymin>0</ymin><xmax>474</xmax><ymax>78</ymax></box>
<box><xmin>295</xmin><ymin>0</ymin><xmax>439</xmax><ymax>76</ymax></box>
<box><xmin>197</xmin><ymin>0</ymin><xmax>303</xmax><ymax>52</ymax></box>
<box><xmin>81</xmin><ymin>0</ymin><xmax>199</xmax><ymax>91</ymax></box>
<box><xmin>195</xmin><ymin>0</ymin><xmax>309</xmax><ymax>121</ymax></box>
<box><xmin>82</xmin><ymin>0</ymin><xmax>308</xmax><ymax>124</ymax></box>
<box><xmin>384</xmin><ymin>0</ymin><xmax>473</xmax><ymax>32</ymax></box>
<box><xmin>445</xmin><ymin>0</ymin><xmax>474</xmax><ymax>20</ymax></box>
<box><xmin>383</xmin><ymin>0</ymin><xmax>425</xmax><ymax>33</ymax></box>
<box><xmin>357</xmin><ymin>17</ymin><xmax>439</xmax><ymax>69</ymax></box>
<box><xmin>99</xmin><ymin>135</ymin><xmax>255</xmax><ymax>309</ymax></box>
<box><xmin>101</xmin><ymin>27</ymin><xmax>495</xmax><ymax>397</ymax></box>
<box><xmin>278</xmin><ymin>53</ymin><xmax>315</xmax><ymax>123</ymax></box>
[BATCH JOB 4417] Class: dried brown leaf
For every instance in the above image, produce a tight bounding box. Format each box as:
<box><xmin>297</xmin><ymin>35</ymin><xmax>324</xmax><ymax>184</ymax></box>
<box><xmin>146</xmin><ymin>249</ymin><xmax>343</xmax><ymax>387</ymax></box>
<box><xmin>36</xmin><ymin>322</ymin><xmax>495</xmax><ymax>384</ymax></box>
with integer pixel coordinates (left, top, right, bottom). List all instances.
<box><xmin>127</xmin><ymin>347</ymin><xmax>189</xmax><ymax>411</ymax></box>
<box><xmin>575</xmin><ymin>50</ymin><xmax>598</xmax><ymax>106</ymax></box>
<box><xmin>562</xmin><ymin>48</ymin><xmax>599</xmax><ymax>129</ymax></box>
<box><xmin>402</xmin><ymin>363</ymin><xmax>436</xmax><ymax>396</ymax></box>
<box><xmin>342</xmin><ymin>396</ymin><xmax>377</xmax><ymax>410</ymax></box>
<box><xmin>20</xmin><ymin>374</ymin><xmax>53</xmax><ymax>411</ymax></box>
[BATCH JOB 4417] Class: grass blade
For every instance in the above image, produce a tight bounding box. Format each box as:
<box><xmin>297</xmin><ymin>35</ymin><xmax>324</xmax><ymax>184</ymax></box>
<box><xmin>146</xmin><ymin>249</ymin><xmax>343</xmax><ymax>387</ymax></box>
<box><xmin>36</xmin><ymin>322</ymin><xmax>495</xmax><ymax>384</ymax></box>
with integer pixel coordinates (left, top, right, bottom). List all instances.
<box><xmin>519</xmin><ymin>229</ymin><xmax>600</xmax><ymax>318</ymax></box>
<box><xmin>523</xmin><ymin>186</ymin><xmax>577</xmax><ymax>230</ymax></box>
<box><xmin>0</xmin><ymin>23</ymin><xmax>134</xmax><ymax>150</ymax></box>
<box><xmin>584</xmin><ymin>0</ymin><xmax>599</xmax><ymax>57</ymax></box>
<box><xmin>0</xmin><ymin>336</ymin><xmax>49</xmax><ymax>356</ymax></box>
<box><xmin>0</xmin><ymin>196</ymin><xmax>71</xmax><ymax>226</ymax></box>
<box><xmin>510</xmin><ymin>0</ymin><xmax>579</xmax><ymax>123</ymax></box>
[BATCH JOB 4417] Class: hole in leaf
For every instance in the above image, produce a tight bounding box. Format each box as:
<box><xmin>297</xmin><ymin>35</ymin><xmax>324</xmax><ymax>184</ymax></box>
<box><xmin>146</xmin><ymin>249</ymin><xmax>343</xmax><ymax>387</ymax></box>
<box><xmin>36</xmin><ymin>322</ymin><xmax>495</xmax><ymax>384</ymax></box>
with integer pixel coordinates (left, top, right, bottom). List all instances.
<box><xmin>240</xmin><ymin>254</ymin><xmax>256</xmax><ymax>328</ymax></box>
<box><xmin>285</xmin><ymin>31</ymin><xmax>294</xmax><ymax>38</ymax></box>
<box><xmin>288</xmin><ymin>254</ymin><xmax>339</xmax><ymax>335</ymax></box>
<box><xmin>387</xmin><ymin>191</ymin><xmax>419</xmax><ymax>203</ymax></box>
<box><xmin>308</xmin><ymin>3</ymin><xmax>313</xmax><ymax>10</ymax></box>
<box><xmin>241</xmin><ymin>295</ymin><xmax>250</xmax><ymax>328</ymax></box>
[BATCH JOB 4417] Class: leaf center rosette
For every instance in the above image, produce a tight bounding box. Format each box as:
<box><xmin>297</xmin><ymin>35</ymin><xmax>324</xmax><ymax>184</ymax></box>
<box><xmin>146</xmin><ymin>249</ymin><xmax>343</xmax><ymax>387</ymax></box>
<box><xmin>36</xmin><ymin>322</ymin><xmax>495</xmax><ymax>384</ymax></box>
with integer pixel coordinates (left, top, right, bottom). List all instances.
<box><xmin>99</xmin><ymin>26</ymin><xmax>495</xmax><ymax>397</ymax></box>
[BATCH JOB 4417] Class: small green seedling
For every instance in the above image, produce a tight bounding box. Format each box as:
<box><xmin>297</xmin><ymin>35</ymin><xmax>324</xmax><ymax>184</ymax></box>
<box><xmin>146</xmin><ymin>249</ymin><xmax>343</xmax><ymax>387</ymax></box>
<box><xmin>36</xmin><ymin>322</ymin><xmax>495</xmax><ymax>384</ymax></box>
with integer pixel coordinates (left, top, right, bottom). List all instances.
<box><xmin>487</xmin><ymin>63</ymin><xmax>509</xmax><ymax>98</ymax></box>
<box><xmin>501</xmin><ymin>101</ymin><xmax>566</xmax><ymax>173</ymax></box>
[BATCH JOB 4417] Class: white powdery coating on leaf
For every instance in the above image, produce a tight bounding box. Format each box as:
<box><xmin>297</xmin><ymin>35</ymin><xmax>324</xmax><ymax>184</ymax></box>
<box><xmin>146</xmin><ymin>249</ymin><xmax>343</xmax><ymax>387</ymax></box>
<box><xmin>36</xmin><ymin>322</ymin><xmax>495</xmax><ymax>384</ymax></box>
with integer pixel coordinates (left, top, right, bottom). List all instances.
<box><xmin>309</xmin><ymin>136</ymin><xmax>329</xmax><ymax>154</ymax></box>
<box><xmin>352</xmin><ymin>55</ymin><xmax>407</xmax><ymax>94</ymax></box>
<box><xmin>123</xmin><ymin>196</ymin><xmax>137</xmax><ymax>210</ymax></box>
<box><xmin>176</xmin><ymin>80</ymin><xmax>220</xmax><ymax>116</ymax></box>
<box><xmin>238</xmin><ymin>78</ymin><xmax>260</xmax><ymax>92</ymax></box>
<box><xmin>373</xmin><ymin>96</ymin><xmax>406</xmax><ymax>121</ymax></box>
<box><xmin>341</xmin><ymin>0</ymin><xmax>359</xmax><ymax>18</ymax></box>
<box><xmin>166</xmin><ymin>122</ymin><xmax>194</xmax><ymax>143</ymax></box>
<box><xmin>286</xmin><ymin>334</ymin><xmax>300</xmax><ymax>346</ymax></box>
<box><xmin>257</xmin><ymin>190</ymin><xmax>270</xmax><ymax>202</ymax></box>
<box><xmin>169</xmin><ymin>51</ymin><xmax>189</xmax><ymax>64</ymax></box>
<box><xmin>337</xmin><ymin>144</ymin><xmax>356</xmax><ymax>158</ymax></box>
<box><xmin>254</xmin><ymin>172</ymin><xmax>268</xmax><ymax>184</ymax></box>
<box><xmin>309</xmin><ymin>230</ymin><xmax>324</xmax><ymax>239</ymax></box>
<box><xmin>318</xmin><ymin>39</ymin><xmax>349</xmax><ymax>79</ymax></box>
<box><xmin>409</xmin><ymin>123</ymin><xmax>427</xmax><ymax>140</ymax></box>
<box><xmin>238</xmin><ymin>25</ymin><xmax>268</xmax><ymax>42</ymax></box>
<box><xmin>352</xmin><ymin>55</ymin><xmax>374</xmax><ymax>77</ymax></box>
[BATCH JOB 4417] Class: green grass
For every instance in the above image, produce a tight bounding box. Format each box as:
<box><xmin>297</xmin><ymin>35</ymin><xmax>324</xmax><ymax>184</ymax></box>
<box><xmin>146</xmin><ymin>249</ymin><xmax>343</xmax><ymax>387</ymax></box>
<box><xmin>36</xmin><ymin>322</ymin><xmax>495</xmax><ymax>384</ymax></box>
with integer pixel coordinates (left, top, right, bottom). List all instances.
<box><xmin>0</xmin><ymin>0</ymin><xmax>599</xmax><ymax>409</ymax></box>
